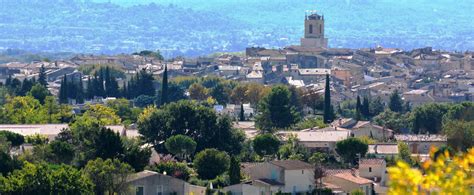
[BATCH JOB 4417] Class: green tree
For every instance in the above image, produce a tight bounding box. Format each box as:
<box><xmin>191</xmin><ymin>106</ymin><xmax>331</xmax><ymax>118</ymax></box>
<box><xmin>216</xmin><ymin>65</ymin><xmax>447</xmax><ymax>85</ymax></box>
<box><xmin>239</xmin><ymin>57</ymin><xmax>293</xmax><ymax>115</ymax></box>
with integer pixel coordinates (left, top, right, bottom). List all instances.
<box><xmin>240</xmin><ymin>104</ymin><xmax>245</xmax><ymax>121</ymax></box>
<box><xmin>164</xmin><ymin>135</ymin><xmax>197</xmax><ymax>161</ymax></box>
<box><xmin>443</xmin><ymin>120</ymin><xmax>474</xmax><ymax>152</ymax></box>
<box><xmin>389</xmin><ymin>90</ymin><xmax>404</xmax><ymax>113</ymax></box>
<box><xmin>256</xmin><ymin>85</ymin><xmax>300</xmax><ymax>131</ymax></box>
<box><xmin>0</xmin><ymin>149</ymin><xmax>22</xmax><ymax>176</ymax></box>
<box><xmin>229</xmin><ymin>156</ymin><xmax>241</xmax><ymax>185</ymax></box>
<box><xmin>149</xmin><ymin>162</ymin><xmax>191</xmax><ymax>180</ymax></box>
<box><xmin>3</xmin><ymin>96</ymin><xmax>45</xmax><ymax>124</ymax></box>
<box><xmin>397</xmin><ymin>142</ymin><xmax>413</xmax><ymax>165</ymax></box>
<box><xmin>59</xmin><ymin>75</ymin><xmax>68</xmax><ymax>104</ymax></box>
<box><xmin>411</xmin><ymin>103</ymin><xmax>450</xmax><ymax>134</ymax></box>
<box><xmin>362</xmin><ymin>96</ymin><xmax>370</xmax><ymax>117</ymax></box>
<box><xmin>356</xmin><ymin>95</ymin><xmax>362</xmax><ymax>120</ymax></box>
<box><xmin>193</xmin><ymin>149</ymin><xmax>230</xmax><ymax>180</ymax></box>
<box><xmin>28</xmin><ymin>83</ymin><xmax>50</xmax><ymax>104</ymax></box>
<box><xmin>0</xmin><ymin>162</ymin><xmax>93</xmax><ymax>194</ymax></box>
<box><xmin>83</xmin><ymin>104</ymin><xmax>121</xmax><ymax>125</ymax></box>
<box><xmin>122</xmin><ymin>138</ymin><xmax>152</xmax><ymax>172</ymax></box>
<box><xmin>301</xmin><ymin>90</ymin><xmax>324</xmax><ymax>113</ymax></box>
<box><xmin>38</xmin><ymin>64</ymin><xmax>48</xmax><ymax>86</ymax></box>
<box><xmin>48</xmin><ymin>140</ymin><xmax>75</xmax><ymax>164</ymax></box>
<box><xmin>106</xmin><ymin>98</ymin><xmax>139</xmax><ymax>124</ymax></box>
<box><xmin>188</xmin><ymin>83</ymin><xmax>208</xmax><ymax>101</ymax></box>
<box><xmin>160</xmin><ymin>65</ymin><xmax>168</xmax><ymax>105</ymax></box>
<box><xmin>335</xmin><ymin>137</ymin><xmax>368</xmax><ymax>164</ymax></box>
<box><xmin>138</xmin><ymin>101</ymin><xmax>244</xmax><ymax>155</ymax></box>
<box><xmin>278</xmin><ymin>134</ymin><xmax>309</xmax><ymax>161</ymax></box>
<box><xmin>323</xmin><ymin>74</ymin><xmax>334</xmax><ymax>123</ymax></box>
<box><xmin>0</xmin><ymin>130</ymin><xmax>24</xmax><ymax>147</ymax></box>
<box><xmin>309</xmin><ymin>152</ymin><xmax>328</xmax><ymax>165</ymax></box>
<box><xmin>210</xmin><ymin>82</ymin><xmax>230</xmax><ymax>105</ymax></box>
<box><xmin>369</xmin><ymin>96</ymin><xmax>385</xmax><ymax>116</ymax></box>
<box><xmin>83</xmin><ymin>158</ymin><xmax>133</xmax><ymax>195</ymax></box>
<box><xmin>252</xmin><ymin>133</ymin><xmax>280</xmax><ymax>156</ymax></box>
<box><xmin>76</xmin><ymin>77</ymin><xmax>85</xmax><ymax>104</ymax></box>
<box><xmin>373</xmin><ymin>110</ymin><xmax>409</xmax><ymax>133</ymax></box>
<box><xmin>134</xmin><ymin>95</ymin><xmax>155</xmax><ymax>108</ymax></box>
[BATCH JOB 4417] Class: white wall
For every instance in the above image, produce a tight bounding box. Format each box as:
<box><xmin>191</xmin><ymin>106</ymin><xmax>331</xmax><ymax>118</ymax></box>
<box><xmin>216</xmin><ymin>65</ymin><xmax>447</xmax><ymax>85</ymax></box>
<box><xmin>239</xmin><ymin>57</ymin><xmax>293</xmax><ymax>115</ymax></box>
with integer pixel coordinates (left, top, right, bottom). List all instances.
<box><xmin>283</xmin><ymin>169</ymin><xmax>314</xmax><ymax>193</ymax></box>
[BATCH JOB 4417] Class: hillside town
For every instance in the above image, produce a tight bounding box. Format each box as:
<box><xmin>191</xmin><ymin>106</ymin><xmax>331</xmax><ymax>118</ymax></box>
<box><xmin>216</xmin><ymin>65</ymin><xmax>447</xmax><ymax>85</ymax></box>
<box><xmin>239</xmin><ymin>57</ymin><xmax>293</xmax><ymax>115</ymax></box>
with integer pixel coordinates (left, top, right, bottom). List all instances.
<box><xmin>0</xmin><ymin>13</ymin><xmax>473</xmax><ymax>195</ymax></box>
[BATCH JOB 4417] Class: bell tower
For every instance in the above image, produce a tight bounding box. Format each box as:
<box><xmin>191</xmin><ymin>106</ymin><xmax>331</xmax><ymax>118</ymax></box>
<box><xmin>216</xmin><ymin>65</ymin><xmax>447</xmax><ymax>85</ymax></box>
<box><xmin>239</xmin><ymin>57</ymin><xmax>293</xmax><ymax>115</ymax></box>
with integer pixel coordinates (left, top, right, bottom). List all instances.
<box><xmin>301</xmin><ymin>11</ymin><xmax>328</xmax><ymax>48</ymax></box>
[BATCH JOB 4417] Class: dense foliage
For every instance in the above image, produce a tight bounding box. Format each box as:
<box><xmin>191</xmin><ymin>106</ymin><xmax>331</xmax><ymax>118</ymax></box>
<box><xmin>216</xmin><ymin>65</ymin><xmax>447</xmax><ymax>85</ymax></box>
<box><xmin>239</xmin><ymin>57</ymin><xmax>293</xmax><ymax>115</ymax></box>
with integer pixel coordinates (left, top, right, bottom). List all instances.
<box><xmin>138</xmin><ymin>101</ymin><xmax>245</xmax><ymax>155</ymax></box>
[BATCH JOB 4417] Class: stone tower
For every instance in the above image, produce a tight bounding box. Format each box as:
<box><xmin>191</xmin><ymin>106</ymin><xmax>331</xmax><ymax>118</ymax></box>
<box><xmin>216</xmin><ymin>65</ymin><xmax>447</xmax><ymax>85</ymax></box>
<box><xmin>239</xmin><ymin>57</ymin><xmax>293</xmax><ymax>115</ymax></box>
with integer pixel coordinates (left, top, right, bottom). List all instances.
<box><xmin>300</xmin><ymin>13</ymin><xmax>328</xmax><ymax>48</ymax></box>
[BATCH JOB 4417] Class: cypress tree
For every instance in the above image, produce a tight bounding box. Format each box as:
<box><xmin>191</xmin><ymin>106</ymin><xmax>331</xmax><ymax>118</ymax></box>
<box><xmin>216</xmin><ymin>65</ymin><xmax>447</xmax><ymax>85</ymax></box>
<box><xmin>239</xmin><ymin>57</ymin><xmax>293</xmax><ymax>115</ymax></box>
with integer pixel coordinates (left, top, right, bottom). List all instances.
<box><xmin>104</xmin><ymin>66</ymin><xmax>111</xmax><ymax>96</ymax></box>
<box><xmin>362</xmin><ymin>96</ymin><xmax>370</xmax><ymax>117</ymax></box>
<box><xmin>240</xmin><ymin>104</ymin><xmax>245</xmax><ymax>121</ymax></box>
<box><xmin>356</xmin><ymin>95</ymin><xmax>362</xmax><ymax>121</ymax></box>
<box><xmin>76</xmin><ymin>77</ymin><xmax>84</xmax><ymax>104</ymax></box>
<box><xmin>109</xmin><ymin>76</ymin><xmax>119</xmax><ymax>97</ymax></box>
<box><xmin>160</xmin><ymin>65</ymin><xmax>168</xmax><ymax>105</ymax></box>
<box><xmin>38</xmin><ymin>64</ymin><xmax>48</xmax><ymax>86</ymax></box>
<box><xmin>86</xmin><ymin>77</ymin><xmax>93</xmax><ymax>99</ymax></box>
<box><xmin>122</xmin><ymin>83</ymin><xmax>128</xmax><ymax>98</ymax></box>
<box><xmin>229</xmin><ymin>157</ymin><xmax>241</xmax><ymax>185</ymax></box>
<box><xmin>323</xmin><ymin>74</ymin><xmax>334</xmax><ymax>123</ymax></box>
<box><xmin>98</xmin><ymin>68</ymin><xmax>105</xmax><ymax>97</ymax></box>
<box><xmin>5</xmin><ymin>75</ymin><xmax>11</xmax><ymax>88</ymax></box>
<box><xmin>59</xmin><ymin>75</ymin><xmax>68</xmax><ymax>104</ymax></box>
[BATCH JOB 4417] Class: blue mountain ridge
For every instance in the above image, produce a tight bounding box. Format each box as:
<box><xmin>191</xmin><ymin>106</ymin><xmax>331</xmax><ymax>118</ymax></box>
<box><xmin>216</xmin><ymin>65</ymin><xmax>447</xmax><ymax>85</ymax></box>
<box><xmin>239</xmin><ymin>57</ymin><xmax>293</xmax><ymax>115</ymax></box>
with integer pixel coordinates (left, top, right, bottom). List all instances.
<box><xmin>0</xmin><ymin>0</ymin><xmax>472</xmax><ymax>57</ymax></box>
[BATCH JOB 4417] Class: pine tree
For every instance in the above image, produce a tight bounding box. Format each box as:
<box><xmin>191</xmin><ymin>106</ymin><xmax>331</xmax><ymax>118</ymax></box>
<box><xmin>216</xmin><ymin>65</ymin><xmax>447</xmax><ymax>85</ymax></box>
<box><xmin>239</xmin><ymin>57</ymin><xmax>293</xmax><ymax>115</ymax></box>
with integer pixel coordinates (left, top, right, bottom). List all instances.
<box><xmin>323</xmin><ymin>74</ymin><xmax>334</xmax><ymax>123</ymax></box>
<box><xmin>240</xmin><ymin>104</ymin><xmax>245</xmax><ymax>121</ymax></box>
<box><xmin>389</xmin><ymin>90</ymin><xmax>404</xmax><ymax>113</ymax></box>
<box><xmin>38</xmin><ymin>64</ymin><xmax>48</xmax><ymax>86</ymax></box>
<box><xmin>160</xmin><ymin>65</ymin><xmax>168</xmax><ymax>106</ymax></box>
<box><xmin>356</xmin><ymin>95</ymin><xmax>362</xmax><ymax>121</ymax></box>
<box><xmin>229</xmin><ymin>157</ymin><xmax>241</xmax><ymax>185</ymax></box>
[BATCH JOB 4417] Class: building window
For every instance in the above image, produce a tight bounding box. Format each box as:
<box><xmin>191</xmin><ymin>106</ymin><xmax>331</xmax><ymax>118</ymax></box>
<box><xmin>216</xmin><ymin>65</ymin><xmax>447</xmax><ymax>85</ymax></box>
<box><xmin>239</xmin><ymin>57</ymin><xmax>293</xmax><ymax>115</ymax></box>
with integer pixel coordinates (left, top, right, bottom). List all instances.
<box><xmin>302</xmin><ymin>170</ymin><xmax>304</xmax><ymax>174</ymax></box>
<box><xmin>319</xmin><ymin>24</ymin><xmax>322</xmax><ymax>34</ymax></box>
<box><xmin>369</xmin><ymin>167</ymin><xmax>372</xmax><ymax>172</ymax></box>
<box><xmin>157</xmin><ymin>185</ymin><xmax>163</xmax><ymax>195</ymax></box>
<box><xmin>309</xmin><ymin>24</ymin><xmax>313</xmax><ymax>34</ymax></box>
<box><xmin>136</xmin><ymin>186</ymin><xmax>144</xmax><ymax>195</ymax></box>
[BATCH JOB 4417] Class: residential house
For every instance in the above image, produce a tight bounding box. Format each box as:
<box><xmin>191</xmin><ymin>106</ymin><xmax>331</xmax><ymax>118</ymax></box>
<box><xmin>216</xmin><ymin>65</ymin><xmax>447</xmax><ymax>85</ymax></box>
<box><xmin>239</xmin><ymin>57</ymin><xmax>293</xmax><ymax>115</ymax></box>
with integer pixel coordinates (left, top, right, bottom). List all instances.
<box><xmin>359</xmin><ymin>159</ymin><xmax>388</xmax><ymax>194</ymax></box>
<box><xmin>126</xmin><ymin>170</ymin><xmax>206</xmax><ymax>195</ymax></box>
<box><xmin>0</xmin><ymin>124</ymin><xmax>135</xmax><ymax>141</ymax></box>
<box><xmin>334</xmin><ymin>119</ymin><xmax>394</xmax><ymax>141</ymax></box>
<box><xmin>403</xmin><ymin>89</ymin><xmax>435</xmax><ymax>107</ymax></box>
<box><xmin>246</xmin><ymin>70</ymin><xmax>264</xmax><ymax>83</ymax></box>
<box><xmin>247</xmin><ymin>160</ymin><xmax>315</xmax><ymax>194</ymax></box>
<box><xmin>222</xmin><ymin>182</ymin><xmax>262</xmax><ymax>195</ymax></box>
<box><xmin>277</xmin><ymin>129</ymin><xmax>350</xmax><ymax>152</ymax></box>
<box><xmin>395</xmin><ymin>134</ymin><xmax>447</xmax><ymax>154</ymax></box>
<box><xmin>367</xmin><ymin>144</ymin><xmax>399</xmax><ymax>159</ymax></box>
<box><xmin>233</xmin><ymin>121</ymin><xmax>258</xmax><ymax>140</ymax></box>
<box><xmin>323</xmin><ymin>169</ymin><xmax>374</xmax><ymax>195</ymax></box>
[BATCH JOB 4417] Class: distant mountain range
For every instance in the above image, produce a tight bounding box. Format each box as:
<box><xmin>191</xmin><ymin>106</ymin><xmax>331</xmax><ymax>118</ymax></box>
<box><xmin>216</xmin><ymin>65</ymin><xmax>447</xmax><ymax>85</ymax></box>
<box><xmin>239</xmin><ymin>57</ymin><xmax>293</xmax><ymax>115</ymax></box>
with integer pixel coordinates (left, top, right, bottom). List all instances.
<box><xmin>0</xmin><ymin>0</ymin><xmax>472</xmax><ymax>57</ymax></box>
